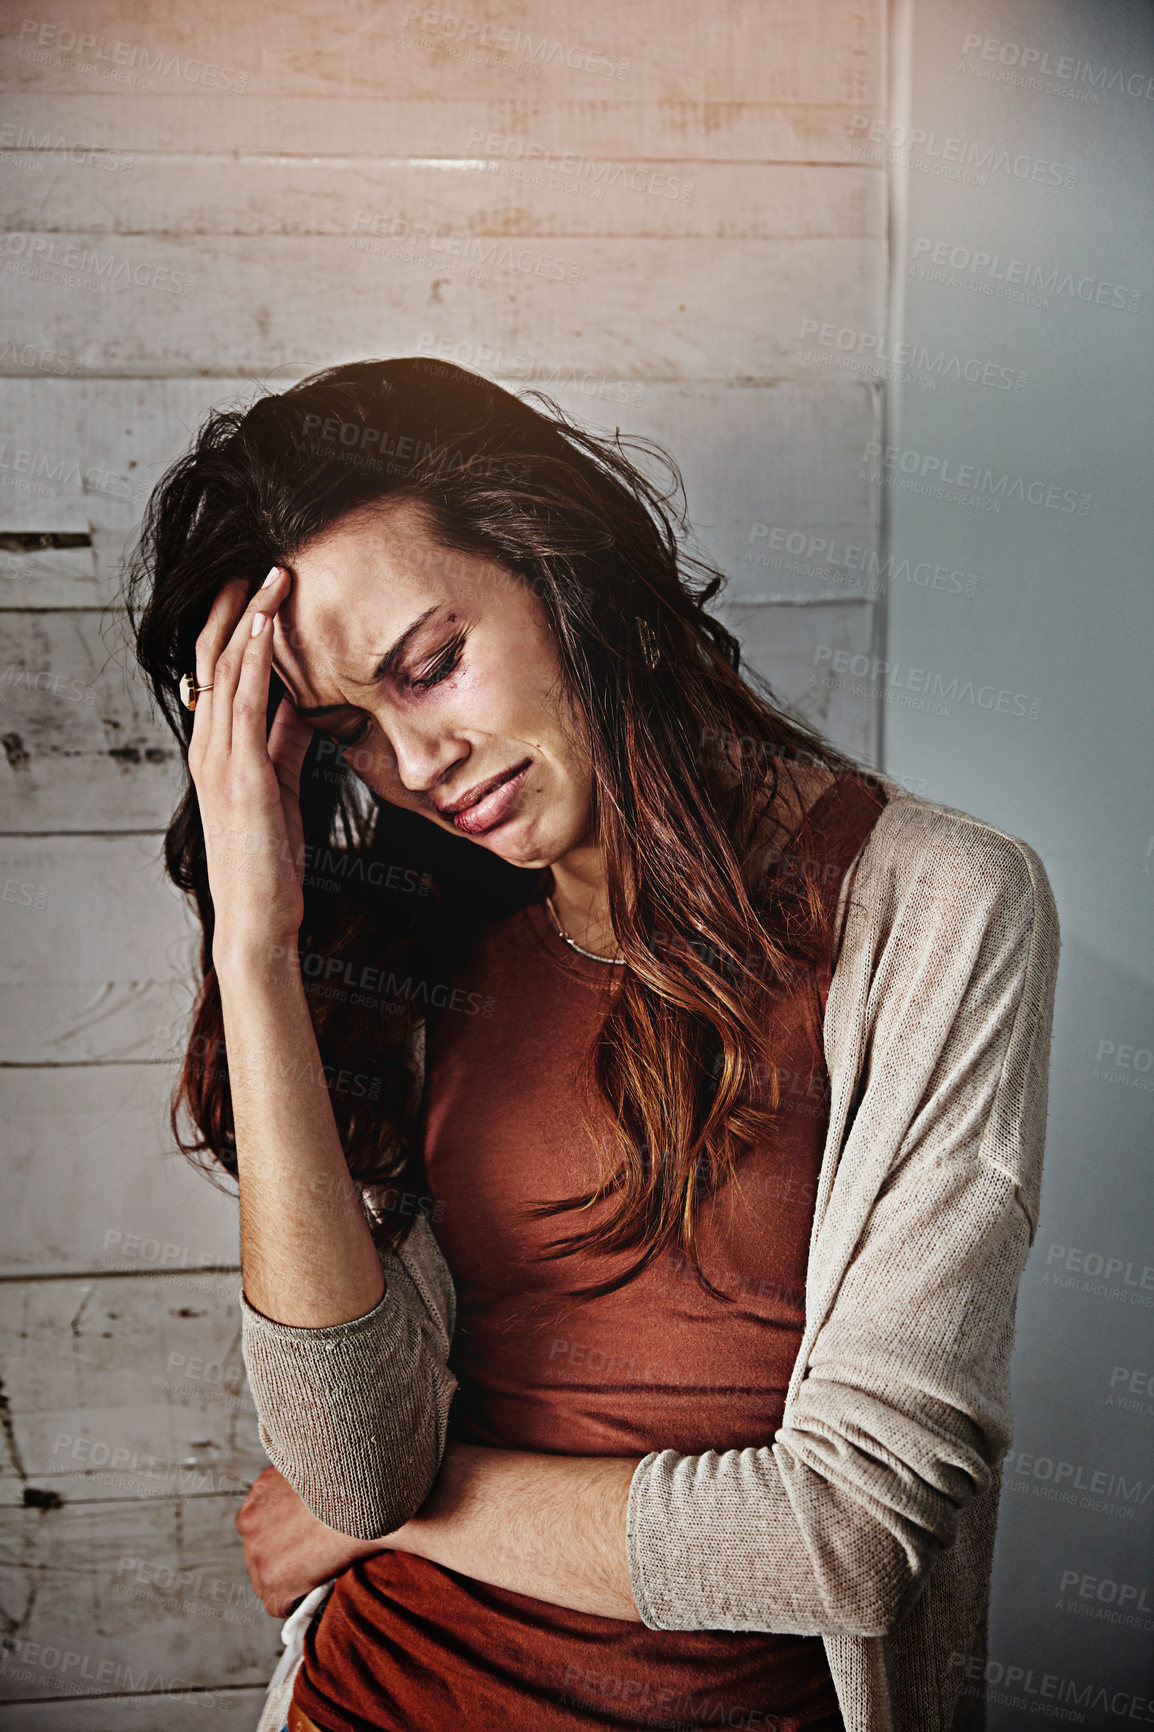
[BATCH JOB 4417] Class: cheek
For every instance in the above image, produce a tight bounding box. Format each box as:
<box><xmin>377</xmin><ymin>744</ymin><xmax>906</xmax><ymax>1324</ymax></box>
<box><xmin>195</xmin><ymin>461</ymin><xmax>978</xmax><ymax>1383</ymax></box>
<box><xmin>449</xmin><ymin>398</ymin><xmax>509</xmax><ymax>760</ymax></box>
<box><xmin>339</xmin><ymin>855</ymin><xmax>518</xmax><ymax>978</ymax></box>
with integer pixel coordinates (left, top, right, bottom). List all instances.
<box><xmin>429</xmin><ymin>657</ymin><xmax>503</xmax><ymax>730</ymax></box>
<box><xmin>469</xmin><ymin>639</ymin><xmax>560</xmax><ymax>728</ymax></box>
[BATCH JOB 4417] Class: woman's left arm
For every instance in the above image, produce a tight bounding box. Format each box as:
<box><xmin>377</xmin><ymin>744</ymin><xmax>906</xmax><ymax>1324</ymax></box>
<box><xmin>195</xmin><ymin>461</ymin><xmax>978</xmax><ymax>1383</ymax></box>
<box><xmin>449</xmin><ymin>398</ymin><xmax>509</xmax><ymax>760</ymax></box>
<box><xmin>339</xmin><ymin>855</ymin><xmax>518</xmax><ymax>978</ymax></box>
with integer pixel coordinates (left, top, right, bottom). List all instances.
<box><xmin>386</xmin><ymin>1441</ymin><xmax>644</xmax><ymax>1618</ymax></box>
<box><xmin>623</xmin><ymin>810</ymin><xmax>1061</xmax><ymax>1638</ymax></box>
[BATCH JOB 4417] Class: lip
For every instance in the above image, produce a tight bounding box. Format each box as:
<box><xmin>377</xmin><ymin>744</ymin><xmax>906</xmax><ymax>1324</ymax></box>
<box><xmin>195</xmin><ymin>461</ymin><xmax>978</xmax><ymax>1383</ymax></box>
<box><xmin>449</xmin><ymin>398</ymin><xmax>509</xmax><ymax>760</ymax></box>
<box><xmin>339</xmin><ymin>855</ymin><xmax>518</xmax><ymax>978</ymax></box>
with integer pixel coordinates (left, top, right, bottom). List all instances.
<box><xmin>445</xmin><ymin>760</ymin><xmax>532</xmax><ymax>836</ymax></box>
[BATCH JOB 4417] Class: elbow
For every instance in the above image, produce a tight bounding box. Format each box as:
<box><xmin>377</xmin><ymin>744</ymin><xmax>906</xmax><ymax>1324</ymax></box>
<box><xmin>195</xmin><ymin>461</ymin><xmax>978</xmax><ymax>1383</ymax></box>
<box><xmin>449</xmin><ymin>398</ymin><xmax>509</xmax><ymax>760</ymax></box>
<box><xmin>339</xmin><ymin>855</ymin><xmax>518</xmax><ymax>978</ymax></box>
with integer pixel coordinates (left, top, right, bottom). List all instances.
<box><xmin>836</xmin><ymin>1588</ymin><xmax>912</xmax><ymax>1640</ymax></box>
<box><xmin>244</xmin><ymin>1334</ymin><xmax>458</xmax><ymax>1541</ymax></box>
<box><xmin>829</xmin><ymin>1535</ymin><xmax>943</xmax><ymax>1638</ymax></box>
<box><xmin>258</xmin><ymin>1397</ymin><xmax>447</xmax><ymax>1542</ymax></box>
<box><xmin>278</xmin><ymin>1441</ymin><xmax>440</xmax><ymax>1542</ymax></box>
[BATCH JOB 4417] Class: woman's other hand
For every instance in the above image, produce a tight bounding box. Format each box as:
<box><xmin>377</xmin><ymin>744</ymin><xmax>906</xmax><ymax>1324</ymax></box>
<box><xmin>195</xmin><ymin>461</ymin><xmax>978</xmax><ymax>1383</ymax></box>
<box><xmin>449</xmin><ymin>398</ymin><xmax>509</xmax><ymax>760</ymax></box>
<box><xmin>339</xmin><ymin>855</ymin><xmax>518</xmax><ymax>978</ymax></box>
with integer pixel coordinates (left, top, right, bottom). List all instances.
<box><xmin>236</xmin><ymin>1466</ymin><xmax>387</xmax><ymax>1617</ymax></box>
<box><xmin>188</xmin><ymin>568</ymin><xmax>314</xmax><ymax>971</ymax></box>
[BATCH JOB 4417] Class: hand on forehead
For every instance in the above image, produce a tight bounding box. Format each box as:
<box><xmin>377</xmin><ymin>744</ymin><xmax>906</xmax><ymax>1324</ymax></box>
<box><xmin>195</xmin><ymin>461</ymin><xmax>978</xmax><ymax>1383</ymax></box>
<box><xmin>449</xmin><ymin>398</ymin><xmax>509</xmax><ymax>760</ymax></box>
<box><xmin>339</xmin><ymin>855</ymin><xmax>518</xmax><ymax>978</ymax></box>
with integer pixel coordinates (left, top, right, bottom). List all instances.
<box><xmin>270</xmin><ymin>509</ymin><xmax>441</xmax><ymax>709</ymax></box>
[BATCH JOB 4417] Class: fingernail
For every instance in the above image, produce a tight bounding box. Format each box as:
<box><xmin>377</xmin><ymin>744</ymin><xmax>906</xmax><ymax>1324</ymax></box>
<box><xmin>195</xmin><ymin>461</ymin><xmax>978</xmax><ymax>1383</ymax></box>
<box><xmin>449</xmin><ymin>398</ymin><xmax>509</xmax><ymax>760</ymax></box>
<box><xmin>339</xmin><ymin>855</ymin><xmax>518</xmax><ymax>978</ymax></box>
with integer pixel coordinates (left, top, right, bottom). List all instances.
<box><xmin>251</xmin><ymin>611</ymin><xmax>267</xmax><ymax>637</ymax></box>
<box><xmin>261</xmin><ymin>566</ymin><xmax>280</xmax><ymax>589</ymax></box>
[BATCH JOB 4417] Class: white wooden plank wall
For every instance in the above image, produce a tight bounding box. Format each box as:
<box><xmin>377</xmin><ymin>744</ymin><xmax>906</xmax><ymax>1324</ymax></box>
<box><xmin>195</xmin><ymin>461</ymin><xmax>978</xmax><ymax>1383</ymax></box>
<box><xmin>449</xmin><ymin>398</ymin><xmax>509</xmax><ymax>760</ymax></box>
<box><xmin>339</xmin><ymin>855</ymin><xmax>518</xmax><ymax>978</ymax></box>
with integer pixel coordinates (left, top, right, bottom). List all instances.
<box><xmin>0</xmin><ymin>1</ymin><xmax>889</xmax><ymax>1721</ymax></box>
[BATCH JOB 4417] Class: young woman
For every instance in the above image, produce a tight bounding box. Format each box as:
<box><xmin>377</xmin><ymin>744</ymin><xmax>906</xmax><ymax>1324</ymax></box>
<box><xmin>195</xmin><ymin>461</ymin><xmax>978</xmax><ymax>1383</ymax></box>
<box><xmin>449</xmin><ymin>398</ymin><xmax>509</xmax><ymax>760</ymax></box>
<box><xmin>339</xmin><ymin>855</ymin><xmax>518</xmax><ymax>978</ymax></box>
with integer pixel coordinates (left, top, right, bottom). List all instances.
<box><xmin>130</xmin><ymin>358</ymin><xmax>1060</xmax><ymax>1732</ymax></box>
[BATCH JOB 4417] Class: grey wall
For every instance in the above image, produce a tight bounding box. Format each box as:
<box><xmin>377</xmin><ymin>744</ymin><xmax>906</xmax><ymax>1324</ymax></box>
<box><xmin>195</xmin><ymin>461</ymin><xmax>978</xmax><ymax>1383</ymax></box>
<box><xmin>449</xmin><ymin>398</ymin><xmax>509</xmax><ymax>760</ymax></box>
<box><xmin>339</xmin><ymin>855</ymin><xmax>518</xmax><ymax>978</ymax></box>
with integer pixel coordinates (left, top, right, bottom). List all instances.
<box><xmin>879</xmin><ymin>0</ymin><xmax>1154</xmax><ymax>1724</ymax></box>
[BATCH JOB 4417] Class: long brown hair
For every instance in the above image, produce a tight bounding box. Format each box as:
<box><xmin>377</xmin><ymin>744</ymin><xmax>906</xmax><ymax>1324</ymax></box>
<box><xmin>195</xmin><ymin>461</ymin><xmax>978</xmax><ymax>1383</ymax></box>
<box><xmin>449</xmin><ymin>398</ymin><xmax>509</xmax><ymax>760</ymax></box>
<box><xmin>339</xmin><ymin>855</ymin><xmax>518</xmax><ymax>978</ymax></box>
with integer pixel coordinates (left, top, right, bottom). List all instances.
<box><xmin>128</xmin><ymin>357</ymin><xmax>858</xmax><ymax>1302</ymax></box>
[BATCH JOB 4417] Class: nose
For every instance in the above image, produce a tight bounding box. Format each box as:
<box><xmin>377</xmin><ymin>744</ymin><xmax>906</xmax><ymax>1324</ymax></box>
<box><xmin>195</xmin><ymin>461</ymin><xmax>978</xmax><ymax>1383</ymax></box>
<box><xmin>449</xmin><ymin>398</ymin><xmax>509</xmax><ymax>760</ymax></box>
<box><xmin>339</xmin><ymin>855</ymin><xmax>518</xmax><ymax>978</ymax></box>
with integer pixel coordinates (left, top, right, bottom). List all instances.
<box><xmin>384</xmin><ymin>712</ymin><xmax>469</xmax><ymax>799</ymax></box>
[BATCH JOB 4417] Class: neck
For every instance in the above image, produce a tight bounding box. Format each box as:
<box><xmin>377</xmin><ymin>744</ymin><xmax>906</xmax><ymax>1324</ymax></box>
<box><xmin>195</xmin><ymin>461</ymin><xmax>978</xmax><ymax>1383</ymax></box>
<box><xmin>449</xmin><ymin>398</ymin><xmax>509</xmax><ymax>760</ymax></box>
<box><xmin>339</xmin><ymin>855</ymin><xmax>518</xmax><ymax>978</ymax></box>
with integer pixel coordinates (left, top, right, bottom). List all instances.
<box><xmin>546</xmin><ymin>839</ymin><xmax>619</xmax><ymax>959</ymax></box>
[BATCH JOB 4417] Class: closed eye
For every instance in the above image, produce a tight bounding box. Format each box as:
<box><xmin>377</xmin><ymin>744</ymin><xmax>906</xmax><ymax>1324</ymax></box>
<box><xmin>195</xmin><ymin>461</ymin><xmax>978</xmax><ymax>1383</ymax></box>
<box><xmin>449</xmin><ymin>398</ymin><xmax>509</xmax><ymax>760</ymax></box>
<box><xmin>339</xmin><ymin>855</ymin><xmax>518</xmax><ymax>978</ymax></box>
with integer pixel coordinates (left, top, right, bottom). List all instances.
<box><xmin>325</xmin><ymin>630</ymin><xmax>467</xmax><ymax>749</ymax></box>
<box><xmin>410</xmin><ymin>628</ymin><xmax>466</xmax><ymax>692</ymax></box>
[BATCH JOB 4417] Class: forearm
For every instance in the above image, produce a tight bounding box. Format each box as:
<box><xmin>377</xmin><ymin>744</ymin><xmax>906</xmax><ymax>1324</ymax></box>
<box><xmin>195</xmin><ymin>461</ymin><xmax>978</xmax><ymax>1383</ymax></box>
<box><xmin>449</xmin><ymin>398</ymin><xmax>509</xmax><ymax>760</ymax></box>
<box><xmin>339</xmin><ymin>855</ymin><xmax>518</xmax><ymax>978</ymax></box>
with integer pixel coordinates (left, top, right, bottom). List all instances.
<box><xmin>217</xmin><ymin>946</ymin><xmax>384</xmax><ymax>1327</ymax></box>
<box><xmin>389</xmin><ymin>1442</ymin><xmax>643</xmax><ymax>1621</ymax></box>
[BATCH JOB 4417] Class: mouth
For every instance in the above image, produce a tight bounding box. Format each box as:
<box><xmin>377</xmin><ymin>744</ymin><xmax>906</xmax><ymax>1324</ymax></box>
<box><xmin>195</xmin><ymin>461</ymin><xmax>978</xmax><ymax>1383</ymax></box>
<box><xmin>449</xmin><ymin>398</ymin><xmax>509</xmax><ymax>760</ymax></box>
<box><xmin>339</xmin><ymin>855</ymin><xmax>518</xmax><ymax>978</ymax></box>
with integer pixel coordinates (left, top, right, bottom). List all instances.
<box><xmin>441</xmin><ymin>758</ymin><xmax>533</xmax><ymax>836</ymax></box>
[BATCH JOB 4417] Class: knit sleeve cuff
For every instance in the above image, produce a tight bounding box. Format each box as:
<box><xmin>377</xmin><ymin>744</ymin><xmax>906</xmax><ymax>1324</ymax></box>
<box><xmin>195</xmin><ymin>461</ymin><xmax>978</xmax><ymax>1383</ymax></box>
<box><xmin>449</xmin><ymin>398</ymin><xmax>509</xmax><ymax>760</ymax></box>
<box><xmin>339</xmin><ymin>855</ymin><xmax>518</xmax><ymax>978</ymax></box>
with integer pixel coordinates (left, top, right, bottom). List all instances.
<box><xmin>626</xmin><ymin>1446</ymin><xmax>832</xmax><ymax>1634</ymax></box>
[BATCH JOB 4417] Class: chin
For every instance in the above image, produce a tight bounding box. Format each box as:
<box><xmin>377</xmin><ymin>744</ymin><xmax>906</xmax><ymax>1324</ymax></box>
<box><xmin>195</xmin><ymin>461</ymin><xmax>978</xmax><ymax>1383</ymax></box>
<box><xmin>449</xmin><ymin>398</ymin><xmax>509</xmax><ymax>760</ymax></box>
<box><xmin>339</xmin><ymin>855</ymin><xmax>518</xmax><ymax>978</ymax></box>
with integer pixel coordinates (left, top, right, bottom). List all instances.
<box><xmin>482</xmin><ymin>810</ymin><xmax>567</xmax><ymax>871</ymax></box>
<box><xmin>482</xmin><ymin>831</ymin><xmax>550</xmax><ymax>870</ymax></box>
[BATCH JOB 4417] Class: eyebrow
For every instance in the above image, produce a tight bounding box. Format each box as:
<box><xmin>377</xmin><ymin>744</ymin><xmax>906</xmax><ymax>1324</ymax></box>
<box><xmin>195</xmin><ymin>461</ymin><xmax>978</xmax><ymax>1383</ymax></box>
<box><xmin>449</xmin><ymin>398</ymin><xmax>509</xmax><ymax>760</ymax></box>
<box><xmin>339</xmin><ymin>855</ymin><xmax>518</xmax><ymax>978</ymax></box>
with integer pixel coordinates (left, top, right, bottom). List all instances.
<box><xmin>285</xmin><ymin>605</ymin><xmax>442</xmax><ymax>717</ymax></box>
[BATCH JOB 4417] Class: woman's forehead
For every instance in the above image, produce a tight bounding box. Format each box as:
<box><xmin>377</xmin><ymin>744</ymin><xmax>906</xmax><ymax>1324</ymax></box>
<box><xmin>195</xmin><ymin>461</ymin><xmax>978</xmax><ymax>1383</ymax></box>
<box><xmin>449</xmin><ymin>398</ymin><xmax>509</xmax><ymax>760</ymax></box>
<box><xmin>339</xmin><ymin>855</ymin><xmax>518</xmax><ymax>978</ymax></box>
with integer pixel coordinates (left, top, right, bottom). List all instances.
<box><xmin>288</xmin><ymin>502</ymin><xmax>488</xmax><ymax>622</ymax></box>
<box><xmin>269</xmin><ymin>502</ymin><xmax>530</xmax><ymax>701</ymax></box>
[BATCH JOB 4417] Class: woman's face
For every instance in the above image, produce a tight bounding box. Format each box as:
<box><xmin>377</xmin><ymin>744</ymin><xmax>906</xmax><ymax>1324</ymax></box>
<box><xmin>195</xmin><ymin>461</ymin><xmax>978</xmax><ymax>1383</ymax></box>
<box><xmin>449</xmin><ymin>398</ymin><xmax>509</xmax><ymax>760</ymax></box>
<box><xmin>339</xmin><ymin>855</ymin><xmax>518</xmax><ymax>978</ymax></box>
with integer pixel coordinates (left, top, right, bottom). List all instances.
<box><xmin>270</xmin><ymin>498</ymin><xmax>595</xmax><ymax>871</ymax></box>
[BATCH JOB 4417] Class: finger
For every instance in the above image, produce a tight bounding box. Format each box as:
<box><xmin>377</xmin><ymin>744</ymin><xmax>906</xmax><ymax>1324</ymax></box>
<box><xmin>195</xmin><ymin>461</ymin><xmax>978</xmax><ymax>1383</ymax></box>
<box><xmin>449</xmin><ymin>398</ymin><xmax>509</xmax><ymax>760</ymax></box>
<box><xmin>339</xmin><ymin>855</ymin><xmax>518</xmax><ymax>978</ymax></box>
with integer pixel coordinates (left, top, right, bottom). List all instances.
<box><xmin>231</xmin><ymin>578</ymin><xmax>284</xmax><ymax>761</ymax></box>
<box><xmin>210</xmin><ymin>566</ymin><xmax>288</xmax><ymax>756</ymax></box>
<box><xmin>244</xmin><ymin>1466</ymin><xmax>276</xmax><ymax>1507</ymax></box>
<box><xmin>268</xmin><ymin>613</ymin><xmax>316</xmax><ymax>787</ymax></box>
<box><xmin>190</xmin><ymin>577</ymin><xmax>247</xmax><ymax>748</ymax></box>
<box><xmin>268</xmin><ymin>693</ymin><xmax>313</xmax><ymax>794</ymax></box>
<box><xmin>195</xmin><ymin>577</ymin><xmax>248</xmax><ymax>685</ymax></box>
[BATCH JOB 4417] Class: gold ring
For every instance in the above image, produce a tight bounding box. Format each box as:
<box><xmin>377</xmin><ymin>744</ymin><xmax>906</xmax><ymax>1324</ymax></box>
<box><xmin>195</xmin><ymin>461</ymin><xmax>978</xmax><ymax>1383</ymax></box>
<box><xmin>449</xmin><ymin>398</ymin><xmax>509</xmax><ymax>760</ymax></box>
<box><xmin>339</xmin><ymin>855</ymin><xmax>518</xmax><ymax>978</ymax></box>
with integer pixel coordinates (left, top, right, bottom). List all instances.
<box><xmin>179</xmin><ymin>672</ymin><xmax>213</xmax><ymax>712</ymax></box>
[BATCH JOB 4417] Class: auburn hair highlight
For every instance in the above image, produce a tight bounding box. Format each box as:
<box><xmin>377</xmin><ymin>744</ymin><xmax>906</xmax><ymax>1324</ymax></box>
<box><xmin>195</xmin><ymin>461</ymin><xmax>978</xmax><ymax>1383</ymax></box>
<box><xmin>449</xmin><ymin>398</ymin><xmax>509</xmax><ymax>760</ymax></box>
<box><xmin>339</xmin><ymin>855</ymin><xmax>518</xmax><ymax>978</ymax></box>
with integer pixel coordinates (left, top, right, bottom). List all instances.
<box><xmin>128</xmin><ymin>356</ymin><xmax>859</xmax><ymax>1304</ymax></box>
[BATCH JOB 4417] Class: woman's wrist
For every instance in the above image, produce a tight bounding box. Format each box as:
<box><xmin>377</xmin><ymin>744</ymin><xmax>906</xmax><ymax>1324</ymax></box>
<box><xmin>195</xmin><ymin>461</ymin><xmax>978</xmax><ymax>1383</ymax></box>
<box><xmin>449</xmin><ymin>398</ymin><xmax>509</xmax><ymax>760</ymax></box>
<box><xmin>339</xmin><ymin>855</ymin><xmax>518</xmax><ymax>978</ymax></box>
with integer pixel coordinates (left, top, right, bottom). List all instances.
<box><xmin>212</xmin><ymin>929</ymin><xmax>303</xmax><ymax>991</ymax></box>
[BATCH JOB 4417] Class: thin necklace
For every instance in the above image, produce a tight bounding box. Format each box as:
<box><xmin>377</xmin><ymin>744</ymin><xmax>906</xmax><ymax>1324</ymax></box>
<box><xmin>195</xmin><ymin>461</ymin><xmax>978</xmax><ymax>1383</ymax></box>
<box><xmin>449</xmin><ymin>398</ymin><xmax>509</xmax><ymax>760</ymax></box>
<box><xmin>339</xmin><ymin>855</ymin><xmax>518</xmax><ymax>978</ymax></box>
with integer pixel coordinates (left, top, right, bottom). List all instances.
<box><xmin>543</xmin><ymin>894</ymin><xmax>627</xmax><ymax>965</ymax></box>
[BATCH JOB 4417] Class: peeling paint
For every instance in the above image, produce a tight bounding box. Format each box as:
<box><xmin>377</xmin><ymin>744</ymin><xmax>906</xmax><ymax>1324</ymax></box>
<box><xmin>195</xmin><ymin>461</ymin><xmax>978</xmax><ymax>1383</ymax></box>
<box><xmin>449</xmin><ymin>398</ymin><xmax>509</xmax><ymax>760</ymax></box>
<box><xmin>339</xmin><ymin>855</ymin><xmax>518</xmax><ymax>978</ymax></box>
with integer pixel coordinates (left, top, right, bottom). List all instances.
<box><xmin>1</xmin><ymin>733</ymin><xmax>30</xmax><ymax>772</ymax></box>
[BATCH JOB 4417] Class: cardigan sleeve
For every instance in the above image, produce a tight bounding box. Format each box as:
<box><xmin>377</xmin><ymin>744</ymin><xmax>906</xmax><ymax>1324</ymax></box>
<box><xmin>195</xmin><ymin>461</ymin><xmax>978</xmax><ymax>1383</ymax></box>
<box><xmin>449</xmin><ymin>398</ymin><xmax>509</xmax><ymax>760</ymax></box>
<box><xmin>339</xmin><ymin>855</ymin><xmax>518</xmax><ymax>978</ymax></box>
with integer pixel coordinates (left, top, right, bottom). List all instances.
<box><xmin>624</xmin><ymin>810</ymin><xmax>1061</xmax><ymax>1638</ymax></box>
<box><xmin>240</xmin><ymin>1207</ymin><xmax>459</xmax><ymax>1540</ymax></box>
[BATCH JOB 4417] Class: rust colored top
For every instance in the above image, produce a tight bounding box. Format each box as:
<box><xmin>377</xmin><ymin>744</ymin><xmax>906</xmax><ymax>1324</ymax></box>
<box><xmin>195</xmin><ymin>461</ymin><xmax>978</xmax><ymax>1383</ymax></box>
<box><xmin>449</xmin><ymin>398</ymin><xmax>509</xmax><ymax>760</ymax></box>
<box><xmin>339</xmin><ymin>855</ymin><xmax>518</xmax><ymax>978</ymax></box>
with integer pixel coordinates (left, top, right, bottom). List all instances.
<box><xmin>294</xmin><ymin>770</ymin><xmax>888</xmax><ymax>1732</ymax></box>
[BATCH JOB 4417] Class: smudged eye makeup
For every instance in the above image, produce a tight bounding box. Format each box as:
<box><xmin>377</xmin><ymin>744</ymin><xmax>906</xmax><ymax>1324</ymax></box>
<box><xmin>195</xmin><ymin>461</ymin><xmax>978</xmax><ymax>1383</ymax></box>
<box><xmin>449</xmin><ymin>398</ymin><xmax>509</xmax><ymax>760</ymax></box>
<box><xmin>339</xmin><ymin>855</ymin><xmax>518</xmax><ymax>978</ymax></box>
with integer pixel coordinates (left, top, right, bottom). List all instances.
<box><xmin>328</xmin><ymin>627</ymin><xmax>468</xmax><ymax>749</ymax></box>
<box><xmin>410</xmin><ymin>626</ymin><xmax>467</xmax><ymax>692</ymax></box>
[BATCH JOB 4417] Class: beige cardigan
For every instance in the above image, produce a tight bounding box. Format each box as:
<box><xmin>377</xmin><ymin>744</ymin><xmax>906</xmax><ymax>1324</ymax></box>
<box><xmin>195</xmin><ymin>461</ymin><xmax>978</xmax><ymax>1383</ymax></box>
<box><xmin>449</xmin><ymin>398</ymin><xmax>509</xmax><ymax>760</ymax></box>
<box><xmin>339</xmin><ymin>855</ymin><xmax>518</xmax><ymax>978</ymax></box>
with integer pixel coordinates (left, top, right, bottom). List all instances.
<box><xmin>242</xmin><ymin>781</ymin><xmax>1061</xmax><ymax>1732</ymax></box>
